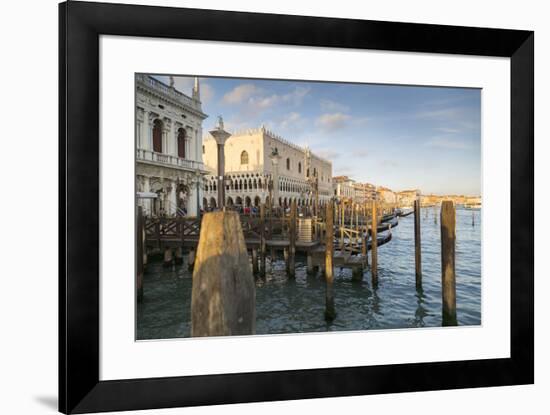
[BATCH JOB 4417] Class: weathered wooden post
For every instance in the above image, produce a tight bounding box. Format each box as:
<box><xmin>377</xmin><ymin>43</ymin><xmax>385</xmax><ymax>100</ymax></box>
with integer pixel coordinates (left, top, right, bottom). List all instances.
<box><xmin>441</xmin><ymin>200</ymin><xmax>457</xmax><ymax>326</ymax></box>
<box><xmin>174</xmin><ymin>246</ymin><xmax>184</xmax><ymax>265</ymax></box>
<box><xmin>251</xmin><ymin>249</ymin><xmax>259</xmax><ymax>276</ymax></box>
<box><xmin>325</xmin><ymin>201</ymin><xmax>336</xmax><ymax>321</ymax></box>
<box><xmin>306</xmin><ymin>252</ymin><xmax>315</xmax><ymax>275</ymax></box>
<box><xmin>137</xmin><ymin>206</ymin><xmax>144</xmax><ymax>303</ymax></box>
<box><xmin>163</xmin><ymin>246</ymin><xmax>173</xmax><ymax>267</ymax></box>
<box><xmin>259</xmin><ymin>203</ymin><xmax>266</xmax><ymax>277</ymax></box>
<box><xmin>187</xmin><ymin>248</ymin><xmax>196</xmax><ymax>272</ymax></box>
<box><xmin>340</xmin><ymin>200</ymin><xmax>345</xmax><ymax>250</ymax></box>
<box><xmin>414</xmin><ymin>198</ymin><xmax>422</xmax><ymax>289</ymax></box>
<box><xmin>371</xmin><ymin>201</ymin><xmax>378</xmax><ymax>286</ymax></box>
<box><xmin>288</xmin><ymin>200</ymin><xmax>297</xmax><ymax>278</ymax></box>
<box><xmin>362</xmin><ymin>202</ymin><xmax>369</xmax><ymax>267</ymax></box>
<box><xmin>191</xmin><ymin>211</ymin><xmax>255</xmax><ymax>336</ymax></box>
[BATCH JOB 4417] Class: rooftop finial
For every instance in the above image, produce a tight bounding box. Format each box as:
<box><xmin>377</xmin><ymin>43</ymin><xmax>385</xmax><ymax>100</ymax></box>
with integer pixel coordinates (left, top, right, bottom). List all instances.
<box><xmin>193</xmin><ymin>77</ymin><xmax>200</xmax><ymax>101</ymax></box>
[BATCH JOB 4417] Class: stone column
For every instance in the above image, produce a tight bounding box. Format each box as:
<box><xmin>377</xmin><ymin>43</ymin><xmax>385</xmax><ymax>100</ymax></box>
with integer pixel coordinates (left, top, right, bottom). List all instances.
<box><xmin>188</xmin><ymin>183</ymin><xmax>198</xmax><ymax>217</ymax></box>
<box><xmin>162</xmin><ymin>118</ymin><xmax>172</xmax><ymax>154</ymax></box>
<box><xmin>136</xmin><ymin>108</ymin><xmax>144</xmax><ymax>149</ymax></box>
<box><xmin>143</xmin><ymin>176</ymin><xmax>151</xmax><ymax>216</ymax></box>
<box><xmin>169</xmin><ymin>179</ymin><xmax>177</xmax><ymax>215</ymax></box>
<box><xmin>209</xmin><ymin>117</ymin><xmax>231</xmax><ymax>209</ymax></box>
<box><xmin>196</xmin><ymin>127</ymin><xmax>202</xmax><ymax>162</ymax></box>
<box><xmin>186</xmin><ymin>127</ymin><xmax>193</xmax><ymax>161</ymax></box>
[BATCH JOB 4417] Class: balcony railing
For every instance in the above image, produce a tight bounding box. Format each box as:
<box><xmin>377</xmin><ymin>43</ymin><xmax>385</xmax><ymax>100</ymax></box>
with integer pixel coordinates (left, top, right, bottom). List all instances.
<box><xmin>136</xmin><ymin>74</ymin><xmax>202</xmax><ymax>112</ymax></box>
<box><xmin>137</xmin><ymin>148</ymin><xmax>204</xmax><ymax>171</ymax></box>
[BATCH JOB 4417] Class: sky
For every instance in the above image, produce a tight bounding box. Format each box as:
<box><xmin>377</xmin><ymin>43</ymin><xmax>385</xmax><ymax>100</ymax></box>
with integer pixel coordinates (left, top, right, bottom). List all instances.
<box><xmin>153</xmin><ymin>75</ymin><xmax>481</xmax><ymax>196</ymax></box>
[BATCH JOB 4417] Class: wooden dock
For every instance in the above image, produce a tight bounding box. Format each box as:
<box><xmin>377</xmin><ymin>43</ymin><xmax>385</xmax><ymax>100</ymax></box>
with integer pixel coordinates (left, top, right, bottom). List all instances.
<box><xmin>143</xmin><ymin>200</ymin><xmax>399</xmax><ymax>275</ymax></box>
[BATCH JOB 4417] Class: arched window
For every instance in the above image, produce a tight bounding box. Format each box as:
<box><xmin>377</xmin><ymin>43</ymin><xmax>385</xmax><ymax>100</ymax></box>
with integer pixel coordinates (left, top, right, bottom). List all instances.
<box><xmin>240</xmin><ymin>151</ymin><xmax>249</xmax><ymax>165</ymax></box>
<box><xmin>298</xmin><ymin>162</ymin><xmax>302</xmax><ymax>174</ymax></box>
<box><xmin>286</xmin><ymin>158</ymin><xmax>290</xmax><ymax>170</ymax></box>
<box><xmin>152</xmin><ymin>119</ymin><xmax>163</xmax><ymax>153</ymax></box>
<box><xmin>177</xmin><ymin>128</ymin><xmax>186</xmax><ymax>158</ymax></box>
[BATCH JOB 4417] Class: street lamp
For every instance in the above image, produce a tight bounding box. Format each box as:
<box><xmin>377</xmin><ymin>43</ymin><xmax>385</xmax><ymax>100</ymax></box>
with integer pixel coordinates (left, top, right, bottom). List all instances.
<box><xmin>269</xmin><ymin>147</ymin><xmax>281</xmax><ymax>211</ymax></box>
<box><xmin>209</xmin><ymin>116</ymin><xmax>231</xmax><ymax>209</ymax></box>
<box><xmin>193</xmin><ymin>169</ymin><xmax>202</xmax><ymax>221</ymax></box>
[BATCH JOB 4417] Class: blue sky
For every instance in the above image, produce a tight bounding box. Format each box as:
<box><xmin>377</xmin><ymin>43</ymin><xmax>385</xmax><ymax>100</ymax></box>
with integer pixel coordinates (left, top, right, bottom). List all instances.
<box><xmin>153</xmin><ymin>75</ymin><xmax>481</xmax><ymax>195</ymax></box>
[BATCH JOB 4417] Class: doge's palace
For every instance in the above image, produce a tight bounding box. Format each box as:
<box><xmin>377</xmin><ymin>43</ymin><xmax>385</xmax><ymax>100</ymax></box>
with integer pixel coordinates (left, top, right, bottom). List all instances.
<box><xmin>135</xmin><ymin>74</ymin><xmax>209</xmax><ymax>217</ymax></box>
<box><xmin>202</xmin><ymin>126</ymin><xmax>332</xmax><ymax>209</ymax></box>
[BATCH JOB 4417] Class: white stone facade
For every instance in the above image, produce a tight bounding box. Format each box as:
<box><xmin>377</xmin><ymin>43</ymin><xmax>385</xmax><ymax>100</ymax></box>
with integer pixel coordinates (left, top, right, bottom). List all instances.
<box><xmin>202</xmin><ymin>127</ymin><xmax>332</xmax><ymax>208</ymax></box>
<box><xmin>135</xmin><ymin>74</ymin><xmax>208</xmax><ymax>217</ymax></box>
<box><xmin>333</xmin><ymin>176</ymin><xmax>356</xmax><ymax>201</ymax></box>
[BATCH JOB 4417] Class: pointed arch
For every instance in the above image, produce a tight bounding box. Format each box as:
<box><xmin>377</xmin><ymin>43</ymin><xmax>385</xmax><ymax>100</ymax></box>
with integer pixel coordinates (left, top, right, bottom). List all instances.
<box><xmin>240</xmin><ymin>150</ymin><xmax>249</xmax><ymax>165</ymax></box>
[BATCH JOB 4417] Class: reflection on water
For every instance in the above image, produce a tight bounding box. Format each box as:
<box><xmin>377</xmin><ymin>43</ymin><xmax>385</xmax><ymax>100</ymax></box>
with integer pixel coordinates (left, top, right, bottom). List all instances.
<box><xmin>137</xmin><ymin>208</ymin><xmax>481</xmax><ymax>339</ymax></box>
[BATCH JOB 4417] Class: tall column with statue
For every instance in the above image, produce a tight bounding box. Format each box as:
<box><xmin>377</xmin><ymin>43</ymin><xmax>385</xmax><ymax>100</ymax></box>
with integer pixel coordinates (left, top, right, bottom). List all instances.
<box><xmin>209</xmin><ymin>116</ymin><xmax>231</xmax><ymax>209</ymax></box>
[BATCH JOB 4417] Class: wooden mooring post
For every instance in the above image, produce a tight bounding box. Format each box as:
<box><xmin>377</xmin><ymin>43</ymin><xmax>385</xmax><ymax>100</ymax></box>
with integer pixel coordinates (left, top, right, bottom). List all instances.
<box><xmin>414</xmin><ymin>198</ymin><xmax>422</xmax><ymax>289</ymax></box>
<box><xmin>362</xmin><ymin>202</ymin><xmax>369</xmax><ymax>267</ymax></box>
<box><xmin>251</xmin><ymin>249</ymin><xmax>259</xmax><ymax>276</ymax></box>
<box><xmin>163</xmin><ymin>246</ymin><xmax>173</xmax><ymax>267</ymax></box>
<box><xmin>340</xmin><ymin>200</ymin><xmax>345</xmax><ymax>250</ymax></box>
<box><xmin>136</xmin><ymin>206</ymin><xmax>144</xmax><ymax>303</ymax></box>
<box><xmin>371</xmin><ymin>201</ymin><xmax>378</xmax><ymax>286</ymax></box>
<box><xmin>259</xmin><ymin>203</ymin><xmax>266</xmax><ymax>277</ymax></box>
<box><xmin>325</xmin><ymin>201</ymin><xmax>336</xmax><ymax>321</ymax></box>
<box><xmin>441</xmin><ymin>200</ymin><xmax>457</xmax><ymax>326</ymax></box>
<box><xmin>191</xmin><ymin>211</ymin><xmax>255</xmax><ymax>337</ymax></box>
<box><xmin>288</xmin><ymin>200</ymin><xmax>297</xmax><ymax>278</ymax></box>
<box><xmin>187</xmin><ymin>249</ymin><xmax>196</xmax><ymax>272</ymax></box>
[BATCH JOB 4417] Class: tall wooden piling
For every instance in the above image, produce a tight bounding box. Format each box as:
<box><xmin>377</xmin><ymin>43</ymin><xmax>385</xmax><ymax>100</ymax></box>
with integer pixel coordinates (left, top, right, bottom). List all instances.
<box><xmin>325</xmin><ymin>201</ymin><xmax>336</xmax><ymax>321</ymax></box>
<box><xmin>414</xmin><ymin>198</ymin><xmax>422</xmax><ymax>289</ymax></box>
<box><xmin>371</xmin><ymin>201</ymin><xmax>378</xmax><ymax>286</ymax></box>
<box><xmin>163</xmin><ymin>246</ymin><xmax>173</xmax><ymax>267</ymax></box>
<box><xmin>288</xmin><ymin>200</ymin><xmax>297</xmax><ymax>278</ymax></box>
<box><xmin>136</xmin><ymin>206</ymin><xmax>144</xmax><ymax>303</ymax></box>
<box><xmin>340</xmin><ymin>201</ymin><xmax>345</xmax><ymax>250</ymax></box>
<box><xmin>191</xmin><ymin>211</ymin><xmax>255</xmax><ymax>337</ymax></box>
<box><xmin>251</xmin><ymin>249</ymin><xmax>259</xmax><ymax>275</ymax></box>
<box><xmin>259</xmin><ymin>203</ymin><xmax>266</xmax><ymax>276</ymax></box>
<box><xmin>187</xmin><ymin>249</ymin><xmax>196</xmax><ymax>272</ymax></box>
<box><xmin>174</xmin><ymin>246</ymin><xmax>184</xmax><ymax>265</ymax></box>
<box><xmin>441</xmin><ymin>200</ymin><xmax>457</xmax><ymax>326</ymax></box>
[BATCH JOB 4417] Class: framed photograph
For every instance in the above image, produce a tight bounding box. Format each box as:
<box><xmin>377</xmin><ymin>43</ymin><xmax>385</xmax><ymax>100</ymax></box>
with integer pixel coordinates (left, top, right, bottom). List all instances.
<box><xmin>59</xmin><ymin>1</ymin><xmax>533</xmax><ymax>413</ymax></box>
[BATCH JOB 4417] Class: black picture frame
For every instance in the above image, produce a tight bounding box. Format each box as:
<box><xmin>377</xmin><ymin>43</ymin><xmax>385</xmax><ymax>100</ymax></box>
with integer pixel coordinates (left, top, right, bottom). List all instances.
<box><xmin>59</xmin><ymin>1</ymin><xmax>534</xmax><ymax>413</ymax></box>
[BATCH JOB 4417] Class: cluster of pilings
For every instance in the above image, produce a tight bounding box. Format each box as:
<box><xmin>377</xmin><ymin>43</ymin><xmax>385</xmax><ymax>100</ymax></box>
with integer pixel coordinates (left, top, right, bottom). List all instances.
<box><xmin>136</xmin><ymin>198</ymin><xmax>459</xmax><ymax>335</ymax></box>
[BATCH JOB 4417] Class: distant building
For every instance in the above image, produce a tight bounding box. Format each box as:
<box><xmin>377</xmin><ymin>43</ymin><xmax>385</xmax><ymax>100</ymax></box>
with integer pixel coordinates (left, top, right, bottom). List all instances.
<box><xmin>135</xmin><ymin>75</ymin><xmax>208</xmax><ymax>217</ymax></box>
<box><xmin>377</xmin><ymin>186</ymin><xmax>397</xmax><ymax>204</ymax></box>
<box><xmin>396</xmin><ymin>189</ymin><xmax>421</xmax><ymax>207</ymax></box>
<box><xmin>333</xmin><ymin>176</ymin><xmax>356</xmax><ymax>201</ymax></box>
<box><xmin>202</xmin><ymin>127</ymin><xmax>332</xmax><ymax>208</ymax></box>
<box><xmin>353</xmin><ymin>182</ymin><xmax>376</xmax><ymax>203</ymax></box>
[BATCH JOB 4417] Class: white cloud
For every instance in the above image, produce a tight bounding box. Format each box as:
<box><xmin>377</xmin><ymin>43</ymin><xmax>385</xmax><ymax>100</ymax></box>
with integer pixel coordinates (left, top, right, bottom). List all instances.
<box><xmin>279</xmin><ymin>112</ymin><xmax>302</xmax><ymax>129</ymax></box>
<box><xmin>425</xmin><ymin>136</ymin><xmax>472</xmax><ymax>150</ymax></box>
<box><xmin>223</xmin><ymin>84</ymin><xmax>262</xmax><ymax>104</ymax></box>
<box><xmin>320</xmin><ymin>99</ymin><xmax>349</xmax><ymax>113</ymax></box>
<box><xmin>248</xmin><ymin>86</ymin><xmax>310</xmax><ymax>110</ymax></box>
<box><xmin>316</xmin><ymin>112</ymin><xmax>351</xmax><ymax>132</ymax></box>
<box><xmin>435</xmin><ymin>127</ymin><xmax>461</xmax><ymax>133</ymax></box>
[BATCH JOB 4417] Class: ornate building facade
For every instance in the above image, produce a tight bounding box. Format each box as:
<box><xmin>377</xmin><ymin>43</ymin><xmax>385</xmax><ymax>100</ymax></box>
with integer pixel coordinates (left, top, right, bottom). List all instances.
<box><xmin>202</xmin><ymin>127</ymin><xmax>333</xmax><ymax>208</ymax></box>
<box><xmin>135</xmin><ymin>74</ymin><xmax>208</xmax><ymax>216</ymax></box>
